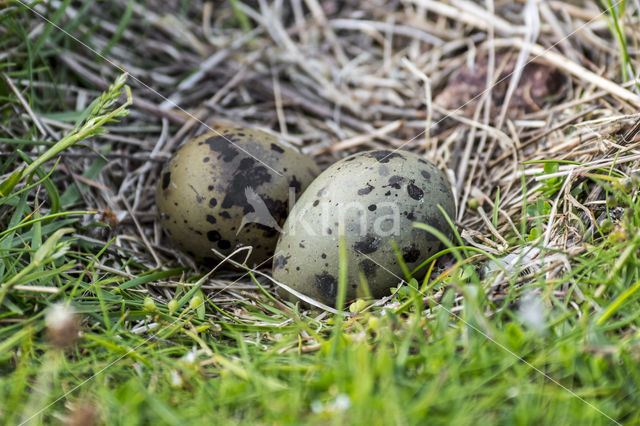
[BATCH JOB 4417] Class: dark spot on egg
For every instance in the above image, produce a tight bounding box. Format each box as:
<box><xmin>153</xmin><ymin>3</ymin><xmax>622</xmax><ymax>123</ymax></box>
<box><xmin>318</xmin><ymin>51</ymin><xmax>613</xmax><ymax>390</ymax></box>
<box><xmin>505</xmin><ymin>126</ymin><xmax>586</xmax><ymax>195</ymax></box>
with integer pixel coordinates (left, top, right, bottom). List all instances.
<box><xmin>327</xmin><ymin>228</ymin><xmax>333</xmax><ymax>235</ymax></box>
<box><xmin>354</xmin><ymin>235</ymin><xmax>380</xmax><ymax>254</ymax></box>
<box><xmin>317</xmin><ymin>187</ymin><xmax>327</xmax><ymax>196</ymax></box>
<box><xmin>313</xmin><ymin>200</ymin><xmax>320</xmax><ymax>207</ymax></box>
<box><xmin>387</xmin><ymin>175</ymin><xmax>404</xmax><ymax>189</ymax></box>
<box><xmin>260</xmin><ymin>196</ymin><xmax>289</xmax><ymax>225</ymax></box>
<box><xmin>385</xmin><ymin>190</ymin><xmax>391</xmax><ymax>196</ymax></box>
<box><xmin>255</xmin><ymin>222</ymin><xmax>278</xmax><ymax>238</ymax></box>
<box><xmin>402</xmin><ymin>246</ymin><xmax>421</xmax><ymax>263</ymax></box>
<box><xmin>221</xmin><ymin>158</ymin><xmax>272</xmax><ymax>214</ymax></box>
<box><xmin>207</xmin><ymin>230</ymin><xmax>221</xmax><ymax>242</ymax></box>
<box><xmin>260</xmin><ymin>226</ymin><xmax>279</xmax><ymax>239</ymax></box>
<box><xmin>321</xmin><ymin>253</ymin><xmax>327</xmax><ymax>259</ymax></box>
<box><xmin>367</xmin><ymin>150</ymin><xmax>405</xmax><ymax>163</ymax></box>
<box><xmin>434</xmin><ymin>213</ymin><xmax>450</xmax><ymax>234</ymax></box>
<box><xmin>162</xmin><ymin>172</ymin><xmax>171</xmax><ymax>189</ymax></box>
<box><xmin>220</xmin><ymin>211</ymin><xmax>231</xmax><ymax>219</ymax></box>
<box><xmin>203</xmin><ymin>157</ymin><xmax>210</xmax><ymax>163</ymax></box>
<box><xmin>421</xmin><ymin>170</ymin><xmax>431</xmax><ymax>180</ymax></box>
<box><xmin>274</xmin><ymin>254</ymin><xmax>289</xmax><ymax>269</ymax></box>
<box><xmin>368</xmin><ymin>204</ymin><xmax>377</xmax><ymax>211</ymax></box>
<box><xmin>315</xmin><ymin>272</ymin><xmax>337</xmax><ymax>299</ymax></box>
<box><xmin>203</xmin><ymin>135</ymin><xmax>239</xmax><ymax>162</ymax></box>
<box><xmin>407</xmin><ymin>183</ymin><xmax>424</xmax><ymax>201</ymax></box>
<box><xmin>290</xmin><ymin>175</ymin><xmax>302</xmax><ymax>193</ymax></box>
<box><xmin>206</xmin><ymin>215</ymin><xmax>216</xmax><ymax>224</ymax></box>
<box><xmin>208</xmin><ymin>185</ymin><xmax>214</xmax><ymax>191</ymax></box>
<box><xmin>209</xmin><ymin>198</ymin><xmax>218</xmax><ymax>207</ymax></box>
<box><xmin>359</xmin><ymin>259</ymin><xmax>377</xmax><ymax>278</ymax></box>
<box><xmin>270</xmin><ymin>143</ymin><xmax>285</xmax><ymax>153</ymax></box>
<box><xmin>357</xmin><ymin>184</ymin><xmax>374</xmax><ymax>195</ymax></box>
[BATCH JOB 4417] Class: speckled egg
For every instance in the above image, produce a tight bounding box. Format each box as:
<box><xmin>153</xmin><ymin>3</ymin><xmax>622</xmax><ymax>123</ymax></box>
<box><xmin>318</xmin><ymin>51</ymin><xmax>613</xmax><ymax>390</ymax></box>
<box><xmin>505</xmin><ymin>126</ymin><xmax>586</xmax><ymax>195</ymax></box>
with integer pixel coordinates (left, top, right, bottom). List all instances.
<box><xmin>272</xmin><ymin>150</ymin><xmax>455</xmax><ymax>306</ymax></box>
<box><xmin>156</xmin><ymin>127</ymin><xmax>320</xmax><ymax>266</ymax></box>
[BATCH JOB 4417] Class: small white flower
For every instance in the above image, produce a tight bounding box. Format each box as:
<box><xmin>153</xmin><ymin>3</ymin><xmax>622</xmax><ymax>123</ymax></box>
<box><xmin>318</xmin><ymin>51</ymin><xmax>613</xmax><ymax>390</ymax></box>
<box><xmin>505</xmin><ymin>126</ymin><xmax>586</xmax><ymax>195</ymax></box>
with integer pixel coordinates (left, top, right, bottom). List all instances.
<box><xmin>385</xmin><ymin>301</ymin><xmax>401</xmax><ymax>310</ymax></box>
<box><xmin>466</xmin><ymin>285</ymin><xmax>479</xmax><ymax>298</ymax></box>
<box><xmin>170</xmin><ymin>370</ymin><xmax>183</xmax><ymax>387</ymax></box>
<box><xmin>310</xmin><ymin>400</ymin><xmax>323</xmax><ymax>414</ymax></box>
<box><xmin>333</xmin><ymin>394</ymin><xmax>351</xmax><ymax>412</ymax></box>
<box><xmin>182</xmin><ymin>348</ymin><xmax>197</xmax><ymax>364</ymax></box>
<box><xmin>45</xmin><ymin>303</ymin><xmax>79</xmax><ymax>348</ymax></box>
<box><xmin>45</xmin><ymin>303</ymin><xmax>74</xmax><ymax>330</ymax></box>
<box><xmin>311</xmin><ymin>394</ymin><xmax>351</xmax><ymax>414</ymax></box>
<box><xmin>506</xmin><ymin>386</ymin><xmax>519</xmax><ymax>398</ymax></box>
<box><xmin>519</xmin><ymin>291</ymin><xmax>546</xmax><ymax>334</ymax></box>
<box><xmin>349</xmin><ymin>330</ymin><xmax>367</xmax><ymax>343</ymax></box>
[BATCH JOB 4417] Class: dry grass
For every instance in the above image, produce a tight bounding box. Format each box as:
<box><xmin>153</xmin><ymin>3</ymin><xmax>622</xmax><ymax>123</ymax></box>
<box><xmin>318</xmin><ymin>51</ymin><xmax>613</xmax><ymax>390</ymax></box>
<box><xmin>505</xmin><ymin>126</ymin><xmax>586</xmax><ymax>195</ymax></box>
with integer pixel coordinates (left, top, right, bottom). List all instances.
<box><xmin>7</xmin><ymin>0</ymin><xmax>640</xmax><ymax>311</ymax></box>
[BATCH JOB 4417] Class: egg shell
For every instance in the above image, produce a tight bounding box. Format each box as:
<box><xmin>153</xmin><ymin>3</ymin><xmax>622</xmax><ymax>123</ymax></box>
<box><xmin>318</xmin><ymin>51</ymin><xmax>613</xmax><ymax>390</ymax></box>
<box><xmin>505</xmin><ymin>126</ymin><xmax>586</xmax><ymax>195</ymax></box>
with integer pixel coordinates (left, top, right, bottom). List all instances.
<box><xmin>272</xmin><ymin>149</ymin><xmax>455</xmax><ymax>306</ymax></box>
<box><xmin>156</xmin><ymin>127</ymin><xmax>320</xmax><ymax>266</ymax></box>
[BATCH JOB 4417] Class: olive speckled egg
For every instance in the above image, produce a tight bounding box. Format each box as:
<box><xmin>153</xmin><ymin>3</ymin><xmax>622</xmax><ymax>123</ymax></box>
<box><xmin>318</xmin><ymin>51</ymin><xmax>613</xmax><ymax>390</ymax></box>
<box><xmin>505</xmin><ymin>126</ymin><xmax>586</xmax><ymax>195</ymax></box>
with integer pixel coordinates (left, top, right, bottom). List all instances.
<box><xmin>156</xmin><ymin>127</ymin><xmax>319</xmax><ymax>266</ymax></box>
<box><xmin>272</xmin><ymin>150</ymin><xmax>455</xmax><ymax>306</ymax></box>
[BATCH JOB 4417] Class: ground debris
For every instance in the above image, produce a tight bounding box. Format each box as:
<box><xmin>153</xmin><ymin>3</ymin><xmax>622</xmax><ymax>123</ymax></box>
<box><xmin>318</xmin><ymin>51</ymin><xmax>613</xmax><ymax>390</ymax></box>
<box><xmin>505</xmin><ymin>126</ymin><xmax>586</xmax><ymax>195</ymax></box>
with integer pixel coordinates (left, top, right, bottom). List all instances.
<box><xmin>434</xmin><ymin>52</ymin><xmax>565</xmax><ymax>120</ymax></box>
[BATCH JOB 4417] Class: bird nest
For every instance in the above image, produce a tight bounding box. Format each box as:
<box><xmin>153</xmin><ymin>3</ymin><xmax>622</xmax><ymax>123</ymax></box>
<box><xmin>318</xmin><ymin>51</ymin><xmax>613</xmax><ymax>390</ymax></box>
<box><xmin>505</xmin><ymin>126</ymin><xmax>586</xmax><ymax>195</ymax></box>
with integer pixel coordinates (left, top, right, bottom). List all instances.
<box><xmin>4</xmin><ymin>0</ymin><xmax>640</xmax><ymax>315</ymax></box>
